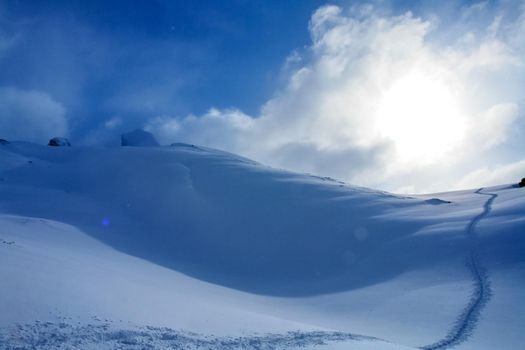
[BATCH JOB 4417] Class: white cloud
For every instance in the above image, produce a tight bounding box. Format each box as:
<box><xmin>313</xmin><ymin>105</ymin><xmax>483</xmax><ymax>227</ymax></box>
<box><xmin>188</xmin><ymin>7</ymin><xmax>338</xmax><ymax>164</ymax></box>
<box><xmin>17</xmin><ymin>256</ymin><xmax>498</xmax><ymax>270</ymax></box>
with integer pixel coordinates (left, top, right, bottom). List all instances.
<box><xmin>472</xmin><ymin>103</ymin><xmax>519</xmax><ymax>149</ymax></box>
<box><xmin>80</xmin><ymin>116</ymin><xmax>125</xmax><ymax>146</ymax></box>
<box><xmin>0</xmin><ymin>87</ymin><xmax>68</xmax><ymax>143</ymax></box>
<box><xmin>454</xmin><ymin>159</ymin><xmax>525</xmax><ymax>190</ymax></box>
<box><xmin>146</xmin><ymin>2</ymin><xmax>525</xmax><ymax>193</ymax></box>
<box><xmin>104</xmin><ymin>116</ymin><xmax>123</xmax><ymax>129</ymax></box>
<box><xmin>147</xmin><ymin>108</ymin><xmax>254</xmax><ymax>151</ymax></box>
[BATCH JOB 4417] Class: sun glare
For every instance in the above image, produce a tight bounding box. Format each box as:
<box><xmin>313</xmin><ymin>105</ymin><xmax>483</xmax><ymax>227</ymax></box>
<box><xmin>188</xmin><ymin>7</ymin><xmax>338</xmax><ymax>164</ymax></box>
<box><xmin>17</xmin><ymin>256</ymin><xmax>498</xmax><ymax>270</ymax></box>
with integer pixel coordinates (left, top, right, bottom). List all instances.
<box><xmin>376</xmin><ymin>71</ymin><xmax>466</xmax><ymax>163</ymax></box>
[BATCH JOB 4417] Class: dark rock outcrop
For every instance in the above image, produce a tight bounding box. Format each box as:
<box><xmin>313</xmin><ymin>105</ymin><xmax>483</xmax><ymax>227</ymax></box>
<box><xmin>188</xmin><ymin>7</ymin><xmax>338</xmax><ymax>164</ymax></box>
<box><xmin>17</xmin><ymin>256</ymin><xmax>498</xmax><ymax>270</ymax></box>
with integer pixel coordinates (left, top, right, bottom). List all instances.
<box><xmin>425</xmin><ymin>198</ymin><xmax>452</xmax><ymax>205</ymax></box>
<box><xmin>48</xmin><ymin>137</ymin><xmax>71</xmax><ymax>147</ymax></box>
<box><xmin>121</xmin><ymin>129</ymin><xmax>159</xmax><ymax>147</ymax></box>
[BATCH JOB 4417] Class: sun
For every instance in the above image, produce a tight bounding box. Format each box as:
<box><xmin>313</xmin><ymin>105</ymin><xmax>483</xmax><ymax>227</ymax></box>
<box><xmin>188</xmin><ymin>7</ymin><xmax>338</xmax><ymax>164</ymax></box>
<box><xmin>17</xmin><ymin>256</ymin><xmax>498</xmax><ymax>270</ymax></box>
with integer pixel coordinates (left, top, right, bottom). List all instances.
<box><xmin>375</xmin><ymin>70</ymin><xmax>466</xmax><ymax>163</ymax></box>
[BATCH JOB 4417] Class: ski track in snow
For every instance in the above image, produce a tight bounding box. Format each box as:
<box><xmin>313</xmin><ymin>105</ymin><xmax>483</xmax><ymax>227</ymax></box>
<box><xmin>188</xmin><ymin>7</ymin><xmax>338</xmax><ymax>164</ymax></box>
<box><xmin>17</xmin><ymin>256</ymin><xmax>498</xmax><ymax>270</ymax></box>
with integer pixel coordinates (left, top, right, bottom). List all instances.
<box><xmin>421</xmin><ymin>188</ymin><xmax>496</xmax><ymax>350</ymax></box>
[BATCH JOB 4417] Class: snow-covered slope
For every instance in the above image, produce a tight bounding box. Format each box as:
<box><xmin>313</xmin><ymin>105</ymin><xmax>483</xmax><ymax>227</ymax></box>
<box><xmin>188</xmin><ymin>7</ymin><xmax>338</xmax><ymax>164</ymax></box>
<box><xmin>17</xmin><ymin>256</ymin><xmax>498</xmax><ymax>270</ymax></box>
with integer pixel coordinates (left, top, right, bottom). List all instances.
<box><xmin>0</xmin><ymin>141</ymin><xmax>523</xmax><ymax>349</ymax></box>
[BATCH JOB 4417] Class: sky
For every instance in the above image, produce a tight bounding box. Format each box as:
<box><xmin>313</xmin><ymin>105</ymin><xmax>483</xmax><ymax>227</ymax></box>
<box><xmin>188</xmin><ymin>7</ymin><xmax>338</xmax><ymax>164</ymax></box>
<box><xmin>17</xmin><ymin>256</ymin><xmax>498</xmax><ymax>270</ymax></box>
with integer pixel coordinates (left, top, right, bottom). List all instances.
<box><xmin>0</xmin><ymin>0</ymin><xmax>524</xmax><ymax>193</ymax></box>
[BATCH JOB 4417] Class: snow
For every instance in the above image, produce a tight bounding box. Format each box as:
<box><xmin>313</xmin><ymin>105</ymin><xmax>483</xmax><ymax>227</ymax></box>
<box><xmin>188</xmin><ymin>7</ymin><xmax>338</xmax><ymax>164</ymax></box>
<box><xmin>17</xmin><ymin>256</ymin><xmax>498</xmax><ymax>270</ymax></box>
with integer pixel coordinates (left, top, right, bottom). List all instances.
<box><xmin>0</xmin><ymin>141</ymin><xmax>523</xmax><ymax>349</ymax></box>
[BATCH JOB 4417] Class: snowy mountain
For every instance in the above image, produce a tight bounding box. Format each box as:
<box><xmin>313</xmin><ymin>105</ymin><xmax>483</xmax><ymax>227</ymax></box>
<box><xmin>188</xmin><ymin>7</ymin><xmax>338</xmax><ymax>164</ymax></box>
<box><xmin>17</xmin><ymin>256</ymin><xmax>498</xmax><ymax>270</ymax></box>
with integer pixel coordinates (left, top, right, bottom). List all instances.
<box><xmin>0</xmin><ymin>138</ymin><xmax>523</xmax><ymax>349</ymax></box>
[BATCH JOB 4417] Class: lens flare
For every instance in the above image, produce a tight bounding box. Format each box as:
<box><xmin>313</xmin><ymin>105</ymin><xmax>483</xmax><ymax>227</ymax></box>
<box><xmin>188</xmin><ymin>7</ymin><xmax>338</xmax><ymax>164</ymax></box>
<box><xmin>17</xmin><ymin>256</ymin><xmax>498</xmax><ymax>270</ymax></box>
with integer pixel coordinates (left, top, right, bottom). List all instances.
<box><xmin>101</xmin><ymin>217</ymin><xmax>111</xmax><ymax>226</ymax></box>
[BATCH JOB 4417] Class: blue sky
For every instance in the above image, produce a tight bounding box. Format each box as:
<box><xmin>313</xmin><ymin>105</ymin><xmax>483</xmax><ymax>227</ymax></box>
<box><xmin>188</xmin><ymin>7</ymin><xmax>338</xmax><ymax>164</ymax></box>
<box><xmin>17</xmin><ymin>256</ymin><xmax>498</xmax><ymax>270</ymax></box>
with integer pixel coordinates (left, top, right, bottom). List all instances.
<box><xmin>1</xmin><ymin>0</ymin><xmax>524</xmax><ymax>192</ymax></box>
<box><xmin>1</xmin><ymin>0</ymin><xmax>333</xmax><ymax>124</ymax></box>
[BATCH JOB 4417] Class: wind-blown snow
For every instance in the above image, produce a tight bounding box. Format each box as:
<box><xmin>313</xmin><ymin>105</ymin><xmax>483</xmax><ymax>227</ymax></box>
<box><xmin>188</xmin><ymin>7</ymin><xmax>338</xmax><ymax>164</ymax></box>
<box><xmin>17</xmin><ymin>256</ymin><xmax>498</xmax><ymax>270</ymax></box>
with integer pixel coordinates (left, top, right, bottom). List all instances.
<box><xmin>0</xmin><ymin>141</ymin><xmax>523</xmax><ymax>349</ymax></box>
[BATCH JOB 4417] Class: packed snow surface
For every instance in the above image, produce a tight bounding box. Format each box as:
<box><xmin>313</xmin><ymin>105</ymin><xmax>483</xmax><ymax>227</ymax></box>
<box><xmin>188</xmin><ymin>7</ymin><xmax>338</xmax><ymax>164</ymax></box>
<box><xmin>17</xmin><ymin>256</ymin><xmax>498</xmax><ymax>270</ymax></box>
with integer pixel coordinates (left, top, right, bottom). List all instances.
<box><xmin>0</xmin><ymin>141</ymin><xmax>523</xmax><ymax>349</ymax></box>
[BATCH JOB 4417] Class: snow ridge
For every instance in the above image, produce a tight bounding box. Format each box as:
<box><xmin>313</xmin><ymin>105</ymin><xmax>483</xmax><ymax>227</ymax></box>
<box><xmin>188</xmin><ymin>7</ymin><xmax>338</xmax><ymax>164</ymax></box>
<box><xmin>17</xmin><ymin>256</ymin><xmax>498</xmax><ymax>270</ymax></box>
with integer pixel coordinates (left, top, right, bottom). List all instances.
<box><xmin>421</xmin><ymin>189</ymin><xmax>496</xmax><ymax>350</ymax></box>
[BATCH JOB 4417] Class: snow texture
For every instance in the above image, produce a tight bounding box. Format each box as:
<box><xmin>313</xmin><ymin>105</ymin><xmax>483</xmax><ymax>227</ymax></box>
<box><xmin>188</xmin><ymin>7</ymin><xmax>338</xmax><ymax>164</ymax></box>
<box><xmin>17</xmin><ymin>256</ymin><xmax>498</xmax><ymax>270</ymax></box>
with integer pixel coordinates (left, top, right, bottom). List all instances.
<box><xmin>0</xmin><ymin>141</ymin><xmax>523</xmax><ymax>349</ymax></box>
<box><xmin>0</xmin><ymin>320</ymin><xmax>411</xmax><ymax>350</ymax></box>
<box><xmin>421</xmin><ymin>189</ymin><xmax>495</xmax><ymax>349</ymax></box>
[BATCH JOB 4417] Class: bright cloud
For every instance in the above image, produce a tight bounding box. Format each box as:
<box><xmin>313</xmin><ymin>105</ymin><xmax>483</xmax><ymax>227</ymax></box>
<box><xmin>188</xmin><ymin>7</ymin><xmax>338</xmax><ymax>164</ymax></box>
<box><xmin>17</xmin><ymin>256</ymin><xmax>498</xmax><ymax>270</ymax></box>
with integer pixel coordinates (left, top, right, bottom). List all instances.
<box><xmin>146</xmin><ymin>2</ymin><xmax>525</xmax><ymax>193</ymax></box>
<box><xmin>0</xmin><ymin>87</ymin><xmax>68</xmax><ymax>143</ymax></box>
<box><xmin>454</xmin><ymin>158</ymin><xmax>525</xmax><ymax>190</ymax></box>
